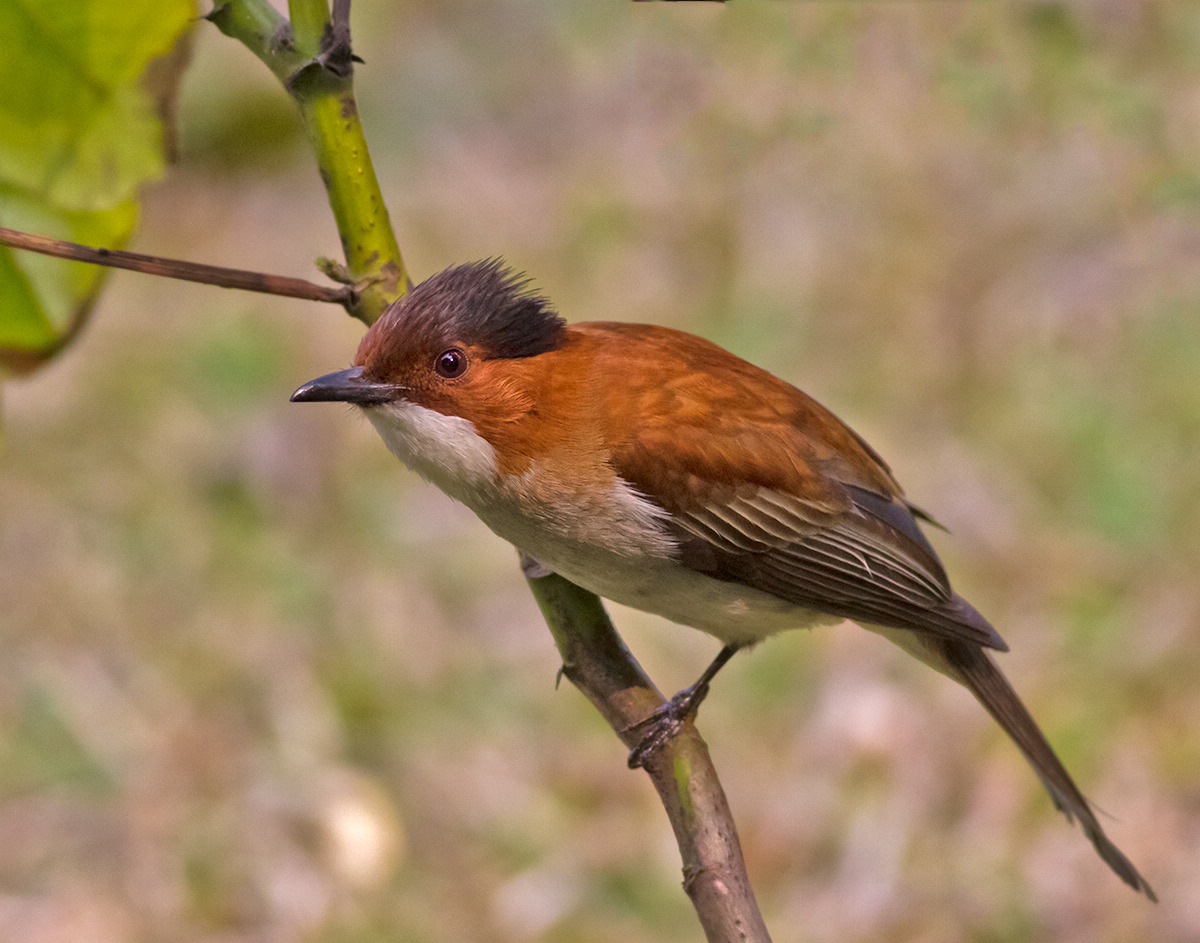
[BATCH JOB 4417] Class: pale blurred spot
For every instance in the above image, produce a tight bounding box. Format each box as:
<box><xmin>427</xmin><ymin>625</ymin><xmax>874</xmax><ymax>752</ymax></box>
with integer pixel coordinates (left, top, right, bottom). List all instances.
<box><xmin>314</xmin><ymin>770</ymin><xmax>405</xmax><ymax>892</ymax></box>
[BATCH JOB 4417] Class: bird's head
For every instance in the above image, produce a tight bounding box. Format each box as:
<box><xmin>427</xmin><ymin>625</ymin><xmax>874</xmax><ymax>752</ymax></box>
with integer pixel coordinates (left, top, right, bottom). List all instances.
<box><xmin>291</xmin><ymin>260</ymin><xmax>571</xmax><ymax>489</ymax></box>
<box><xmin>292</xmin><ymin>259</ymin><xmax>566</xmax><ymax>415</ymax></box>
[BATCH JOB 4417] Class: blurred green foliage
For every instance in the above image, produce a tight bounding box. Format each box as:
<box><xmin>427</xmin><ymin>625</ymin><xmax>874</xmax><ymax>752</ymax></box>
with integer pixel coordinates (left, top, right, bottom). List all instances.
<box><xmin>0</xmin><ymin>0</ymin><xmax>194</xmax><ymax>374</ymax></box>
<box><xmin>2</xmin><ymin>2</ymin><xmax>1198</xmax><ymax>942</ymax></box>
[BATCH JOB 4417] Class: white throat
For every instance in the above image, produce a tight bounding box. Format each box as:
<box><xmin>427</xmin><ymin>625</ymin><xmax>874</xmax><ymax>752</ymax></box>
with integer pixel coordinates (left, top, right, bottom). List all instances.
<box><xmin>364</xmin><ymin>401</ymin><xmax>500</xmax><ymax>501</ymax></box>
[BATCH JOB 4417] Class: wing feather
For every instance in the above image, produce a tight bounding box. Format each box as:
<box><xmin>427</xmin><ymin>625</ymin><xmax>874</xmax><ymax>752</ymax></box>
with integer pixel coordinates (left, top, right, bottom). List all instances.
<box><xmin>585</xmin><ymin>321</ymin><xmax>1005</xmax><ymax>651</ymax></box>
<box><xmin>668</xmin><ymin>490</ymin><xmax>1005</xmax><ymax>650</ymax></box>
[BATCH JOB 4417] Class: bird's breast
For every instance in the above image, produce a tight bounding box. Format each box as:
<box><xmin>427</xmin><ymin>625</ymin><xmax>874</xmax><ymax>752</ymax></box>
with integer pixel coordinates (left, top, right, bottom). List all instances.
<box><xmin>484</xmin><ymin>463</ymin><xmax>677</xmax><ymax>563</ymax></box>
<box><xmin>364</xmin><ymin>398</ymin><xmax>677</xmax><ymax>558</ymax></box>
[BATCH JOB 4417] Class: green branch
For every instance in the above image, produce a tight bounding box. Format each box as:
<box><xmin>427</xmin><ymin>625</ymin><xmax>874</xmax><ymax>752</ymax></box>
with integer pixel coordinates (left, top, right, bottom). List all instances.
<box><xmin>287</xmin><ymin>0</ymin><xmax>331</xmax><ymax>54</ymax></box>
<box><xmin>205</xmin><ymin>0</ymin><xmax>300</xmax><ymax>85</ymax></box>
<box><xmin>207</xmin><ymin>0</ymin><xmax>407</xmax><ymax>324</ymax></box>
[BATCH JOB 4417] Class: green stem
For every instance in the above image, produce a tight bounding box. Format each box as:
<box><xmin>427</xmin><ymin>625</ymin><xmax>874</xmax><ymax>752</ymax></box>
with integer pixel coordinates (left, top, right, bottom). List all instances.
<box><xmin>206</xmin><ymin>0</ymin><xmax>301</xmax><ymax>85</ymax></box>
<box><xmin>207</xmin><ymin>0</ymin><xmax>407</xmax><ymax>324</ymax></box>
<box><xmin>292</xmin><ymin>75</ymin><xmax>407</xmax><ymax>321</ymax></box>
<box><xmin>287</xmin><ymin>0</ymin><xmax>329</xmax><ymax>56</ymax></box>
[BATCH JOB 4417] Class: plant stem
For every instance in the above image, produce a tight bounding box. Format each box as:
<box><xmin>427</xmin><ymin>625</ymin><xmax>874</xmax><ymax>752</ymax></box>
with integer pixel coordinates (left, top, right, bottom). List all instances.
<box><xmin>524</xmin><ymin>563</ymin><xmax>772</xmax><ymax>943</ymax></box>
<box><xmin>208</xmin><ymin>0</ymin><xmax>407</xmax><ymax>324</ymax></box>
<box><xmin>291</xmin><ymin>76</ymin><xmax>406</xmax><ymax>321</ymax></box>
<box><xmin>206</xmin><ymin>0</ymin><xmax>301</xmax><ymax>84</ymax></box>
<box><xmin>287</xmin><ymin>0</ymin><xmax>330</xmax><ymax>55</ymax></box>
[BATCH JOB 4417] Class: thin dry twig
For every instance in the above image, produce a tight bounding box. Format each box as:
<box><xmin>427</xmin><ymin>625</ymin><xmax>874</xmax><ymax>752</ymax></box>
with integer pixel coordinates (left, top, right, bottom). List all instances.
<box><xmin>0</xmin><ymin>226</ymin><xmax>355</xmax><ymax>310</ymax></box>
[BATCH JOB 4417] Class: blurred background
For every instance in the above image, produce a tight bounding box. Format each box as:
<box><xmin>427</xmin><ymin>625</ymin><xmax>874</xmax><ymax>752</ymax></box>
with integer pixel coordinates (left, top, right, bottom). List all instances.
<box><xmin>2</xmin><ymin>1</ymin><xmax>1198</xmax><ymax>940</ymax></box>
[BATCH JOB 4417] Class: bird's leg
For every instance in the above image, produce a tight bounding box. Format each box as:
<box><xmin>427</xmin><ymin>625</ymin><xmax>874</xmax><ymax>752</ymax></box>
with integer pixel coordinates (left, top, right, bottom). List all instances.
<box><xmin>625</xmin><ymin>644</ymin><xmax>741</xmax><ymax>769</ymax></box>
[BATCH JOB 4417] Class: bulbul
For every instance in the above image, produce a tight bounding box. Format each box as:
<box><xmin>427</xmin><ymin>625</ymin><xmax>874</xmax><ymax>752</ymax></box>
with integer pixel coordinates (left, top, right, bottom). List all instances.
<box><xmin>292</xmin><ymin>260</ymin><xmax>1154</xmax><ymax>899</ymax></box>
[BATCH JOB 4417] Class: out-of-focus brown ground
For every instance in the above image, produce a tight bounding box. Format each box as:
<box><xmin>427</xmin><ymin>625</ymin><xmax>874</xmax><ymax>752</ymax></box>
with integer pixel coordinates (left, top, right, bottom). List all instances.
<box><xmin>2</xmin><ymin>3</ymin><xmax>1198</xmax><ymax>941</ymax></box>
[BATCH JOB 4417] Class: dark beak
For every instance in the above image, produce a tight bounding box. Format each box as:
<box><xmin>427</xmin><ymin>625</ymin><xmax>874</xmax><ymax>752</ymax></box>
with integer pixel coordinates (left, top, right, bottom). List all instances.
<box><xmin>290</xmin><ymin>366</ymin><xmax>401</xmax><ymax>405</ymax></box>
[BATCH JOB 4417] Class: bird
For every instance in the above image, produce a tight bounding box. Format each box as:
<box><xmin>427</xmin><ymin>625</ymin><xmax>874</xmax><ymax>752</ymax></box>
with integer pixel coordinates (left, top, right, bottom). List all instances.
<box><xmin>291</xmin><ymin>259</ymin><xmax>1154</xmax><ymax>899</ymax></box>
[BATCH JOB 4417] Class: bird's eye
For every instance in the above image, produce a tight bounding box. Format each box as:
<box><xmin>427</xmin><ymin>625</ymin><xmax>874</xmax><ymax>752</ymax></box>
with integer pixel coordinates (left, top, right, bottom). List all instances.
<box><xmin>435</xmin><ymin>347</ymin><xmax>468</xmax><ymax>379</ymax></box>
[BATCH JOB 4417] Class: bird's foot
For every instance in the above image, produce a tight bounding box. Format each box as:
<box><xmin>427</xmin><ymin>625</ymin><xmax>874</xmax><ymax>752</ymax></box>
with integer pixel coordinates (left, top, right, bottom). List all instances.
<box><xmin>624</xmin><ymin>681</ymin><xmax>711</xmax><ymax>769</ymax></box>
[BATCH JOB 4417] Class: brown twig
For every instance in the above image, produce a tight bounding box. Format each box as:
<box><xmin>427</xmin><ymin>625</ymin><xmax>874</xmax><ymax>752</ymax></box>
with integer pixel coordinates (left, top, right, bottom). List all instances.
<box><xmin>0</xmin><ymin>226</ymin><xmax>356</xmax><ymax>310</ymax></box>
<box><xmin>523</xmin><ymin>559</ymin><xmax>772</xmax><ymax>943</ymax></box>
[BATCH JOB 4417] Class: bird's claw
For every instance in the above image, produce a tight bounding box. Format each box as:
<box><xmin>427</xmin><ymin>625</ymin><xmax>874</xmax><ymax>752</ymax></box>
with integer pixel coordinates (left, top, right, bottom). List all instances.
<box><xmin>624</xmin><ymin>683</ymin><xmax>710</xmax><ymax>769</ymax></box>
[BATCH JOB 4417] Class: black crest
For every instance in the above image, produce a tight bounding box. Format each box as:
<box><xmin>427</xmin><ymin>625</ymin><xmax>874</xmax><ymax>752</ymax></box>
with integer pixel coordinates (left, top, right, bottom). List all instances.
<box><xmin>387</xmin><ymin>259</ymin><xmax>567</xmax><ymax>359</ymax></box>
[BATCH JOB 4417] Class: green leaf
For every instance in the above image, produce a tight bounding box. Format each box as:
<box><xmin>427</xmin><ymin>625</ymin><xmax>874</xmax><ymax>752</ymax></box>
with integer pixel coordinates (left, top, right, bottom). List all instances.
<box><xmin>0</xmin><ymin>0</ymin><xmax>195</xmax><ymax>376</ymax></box>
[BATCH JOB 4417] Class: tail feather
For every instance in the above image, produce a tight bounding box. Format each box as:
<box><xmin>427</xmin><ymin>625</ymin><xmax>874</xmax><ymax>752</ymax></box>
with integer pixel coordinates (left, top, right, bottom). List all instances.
<box><xmin>934</xmin><ymin>638</ymin><xmax>1156</xmax><ymax>901</ymax></box>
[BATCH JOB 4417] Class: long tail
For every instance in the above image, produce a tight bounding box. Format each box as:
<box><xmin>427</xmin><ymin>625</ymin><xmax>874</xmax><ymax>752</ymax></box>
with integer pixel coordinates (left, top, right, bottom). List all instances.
<box><xmin>930</xmin><ymin>637</ymin><xmax>1156</xmax><ymax>900</ymax></box>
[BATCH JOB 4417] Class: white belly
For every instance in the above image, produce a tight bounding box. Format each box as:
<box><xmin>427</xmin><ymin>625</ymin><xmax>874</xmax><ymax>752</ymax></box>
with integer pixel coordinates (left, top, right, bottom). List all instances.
<box><xmin>475</xmin><ymin>488</ymin><xmax>836</xmax><ymax>647</ymax></box>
